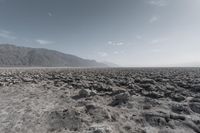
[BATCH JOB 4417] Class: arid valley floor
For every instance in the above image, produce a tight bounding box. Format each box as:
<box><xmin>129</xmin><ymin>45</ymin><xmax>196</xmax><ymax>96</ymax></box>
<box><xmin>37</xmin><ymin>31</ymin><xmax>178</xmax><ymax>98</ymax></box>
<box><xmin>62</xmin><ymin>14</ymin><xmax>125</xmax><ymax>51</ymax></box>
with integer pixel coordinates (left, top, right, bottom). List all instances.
<box><xmin>0</xmin><ymin>68</ymin><xmax>200</xmax><ymax>133</ymax></box>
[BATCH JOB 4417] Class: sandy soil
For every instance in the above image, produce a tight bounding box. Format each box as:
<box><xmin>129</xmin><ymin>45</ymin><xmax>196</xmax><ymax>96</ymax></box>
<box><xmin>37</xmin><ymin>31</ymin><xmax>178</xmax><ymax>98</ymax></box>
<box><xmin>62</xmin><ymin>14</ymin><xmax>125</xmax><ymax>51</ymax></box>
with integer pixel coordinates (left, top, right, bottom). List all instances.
<box><xmin>0</xmin><ymin>68</ymin><xmax>200</xmax><ymax>133</ymax></box>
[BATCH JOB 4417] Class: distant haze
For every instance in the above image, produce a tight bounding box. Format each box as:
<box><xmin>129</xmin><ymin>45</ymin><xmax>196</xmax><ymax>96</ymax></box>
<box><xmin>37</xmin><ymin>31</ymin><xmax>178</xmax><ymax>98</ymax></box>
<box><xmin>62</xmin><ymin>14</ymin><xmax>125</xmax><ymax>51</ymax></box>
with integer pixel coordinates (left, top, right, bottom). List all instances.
<box><xmin>0</xmin><ymin>0</ymin><xmax>200</xmax><ymax>67</ymax></box>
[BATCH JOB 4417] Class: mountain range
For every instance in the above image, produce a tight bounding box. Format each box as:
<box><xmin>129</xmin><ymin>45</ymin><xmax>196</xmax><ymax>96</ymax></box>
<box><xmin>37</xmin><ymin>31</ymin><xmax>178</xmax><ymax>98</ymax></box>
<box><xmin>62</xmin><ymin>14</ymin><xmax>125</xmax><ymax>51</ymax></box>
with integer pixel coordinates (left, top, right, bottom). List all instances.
<box><xmin>0</xmin><ymin>44</ymin><xmax>107</xmax><ymax>67</ymax></box>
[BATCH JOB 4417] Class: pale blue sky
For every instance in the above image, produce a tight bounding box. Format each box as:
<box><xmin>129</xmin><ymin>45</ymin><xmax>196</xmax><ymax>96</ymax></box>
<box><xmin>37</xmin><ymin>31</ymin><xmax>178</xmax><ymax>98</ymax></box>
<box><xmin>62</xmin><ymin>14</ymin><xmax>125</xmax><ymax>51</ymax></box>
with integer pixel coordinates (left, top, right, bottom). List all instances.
<box><xmin>0</xmin><ymin>0</ymin><xmax>200</xmax><ymax>67</ymax></box>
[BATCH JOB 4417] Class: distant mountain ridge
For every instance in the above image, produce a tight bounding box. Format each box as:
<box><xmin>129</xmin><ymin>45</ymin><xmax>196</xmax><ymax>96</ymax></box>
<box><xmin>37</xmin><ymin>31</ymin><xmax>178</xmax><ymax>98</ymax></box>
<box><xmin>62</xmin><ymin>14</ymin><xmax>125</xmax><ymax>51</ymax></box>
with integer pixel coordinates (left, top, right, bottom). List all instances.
<box><xmin>0</xmin><ymin>44</ymin><xmax>107</xmax><ymax>67</ymax></box>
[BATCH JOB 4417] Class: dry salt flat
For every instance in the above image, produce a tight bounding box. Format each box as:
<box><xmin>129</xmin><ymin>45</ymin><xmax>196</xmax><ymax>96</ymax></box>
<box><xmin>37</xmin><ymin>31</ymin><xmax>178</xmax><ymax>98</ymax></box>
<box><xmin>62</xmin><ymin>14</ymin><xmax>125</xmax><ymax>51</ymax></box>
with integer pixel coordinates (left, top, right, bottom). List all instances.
<box><xmin>0</xmin><ymin>68</ymin><xmax>200</xmax><ymax>133</ymax></box>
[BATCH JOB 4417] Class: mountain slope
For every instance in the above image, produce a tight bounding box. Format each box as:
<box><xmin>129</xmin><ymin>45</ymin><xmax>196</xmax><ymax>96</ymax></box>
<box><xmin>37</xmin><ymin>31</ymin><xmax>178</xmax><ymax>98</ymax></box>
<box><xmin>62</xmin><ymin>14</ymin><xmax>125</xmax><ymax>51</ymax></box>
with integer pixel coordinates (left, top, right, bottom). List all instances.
<box><xmin>0</xmin><ymin>44</ymin><xmax>107</xmax><ymax>67</ymax></box>
<box><xmin>102</xmin><ymin>61</ymin><xmax>119</xmax><ymax>67</ymax></box>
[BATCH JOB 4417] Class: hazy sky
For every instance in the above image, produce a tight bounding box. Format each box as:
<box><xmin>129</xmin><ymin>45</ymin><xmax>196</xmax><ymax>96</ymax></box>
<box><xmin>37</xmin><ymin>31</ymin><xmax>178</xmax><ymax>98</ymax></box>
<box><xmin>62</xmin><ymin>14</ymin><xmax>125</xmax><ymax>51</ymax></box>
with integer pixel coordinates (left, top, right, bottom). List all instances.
<box><xmin>0</xmin><ymin>0</ymin><xmax>200</xmax><ymax>67</ymax></box>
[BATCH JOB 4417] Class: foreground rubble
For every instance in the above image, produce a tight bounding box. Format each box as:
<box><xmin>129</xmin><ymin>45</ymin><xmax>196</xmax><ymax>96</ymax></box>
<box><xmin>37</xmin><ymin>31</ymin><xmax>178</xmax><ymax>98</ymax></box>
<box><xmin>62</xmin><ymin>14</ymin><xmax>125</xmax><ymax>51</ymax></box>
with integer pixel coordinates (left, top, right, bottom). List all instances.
<box><xmin>0</xmin><ymin>68</ymin><xmax>200</xmax><ymax>133</ymax></box>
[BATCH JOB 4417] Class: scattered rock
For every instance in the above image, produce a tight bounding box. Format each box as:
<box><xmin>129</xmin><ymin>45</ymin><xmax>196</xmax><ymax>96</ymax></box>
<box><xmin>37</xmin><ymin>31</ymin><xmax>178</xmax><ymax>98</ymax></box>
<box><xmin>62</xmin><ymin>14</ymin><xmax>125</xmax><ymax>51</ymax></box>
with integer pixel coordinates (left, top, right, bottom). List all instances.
<box><xmin>189</xmin><ymin>102</ymin><xmax>200</xmax><ymax>114</ymax></box>
<box><xmin>88</xmin><ymin>124</ymin><xmax>113</xmax><ymax>133</ymax></box>
<box><xmin>166</xmin><ymin>84</ymin><xmax>175</xmax><ymax>91</ymax></box>
<box><xmin>171</xmin><ymin>103</ymin><xmax>190</xmax><ymax>115</ymax></box>
<box><xmin>22</xmin><ymin>77</ymin><xmax>34</xmax><ymax>82</ymax></box>
<box><xmin>139</xmin><ymin>78</ymin><xmax>156</xmax><ymax>85</ymax></box>
<box><xmin>170</xmin><ymin>114</ymin><xmax>186</xmax><ymax>121</ymax></box>
<box><xmin>170</xmin><ymin>94</ymin><xmax>185</xmax><ymax>102</ymax></box>
<box><xmin>79</xmin><ymin>89</ymin><xmax>91</xmax><ymax>97</ymax></box>
<box><xmin>142</xmin><ymin>91</ymin><xmax>164</xmax><ymax>99</ymax></box>
<box><xmin>143</xmin><ymin>112</ymin><xmax>168</xmax><ymax>127</ymax></box>
<box><xmin>183</xmin><ymin>121</ymin><xmax>200</xmax><ymax>133</ymax></box>
<box><xmin>47</xmin><ymin>109</ymin><xmax>82</xmax><ymax>131</ymax></box>
<box><xmin>139</xmin><ymin>84</ymin><xmax>155</xmax><ymax>91</ymax></box>
<box><xmin>191</xmin><ymin>84</ymin><xmax>200</xmax><ymax>92</ymax></box>
<box><xmin>109</xmin><ymin>92</ymin><xmax>130</xmax><ymax>106</ymax></box>
<box><xmin>85</xmin><ymin>103</ymin><xmax>111</xmax><ymax>122</ymax></box>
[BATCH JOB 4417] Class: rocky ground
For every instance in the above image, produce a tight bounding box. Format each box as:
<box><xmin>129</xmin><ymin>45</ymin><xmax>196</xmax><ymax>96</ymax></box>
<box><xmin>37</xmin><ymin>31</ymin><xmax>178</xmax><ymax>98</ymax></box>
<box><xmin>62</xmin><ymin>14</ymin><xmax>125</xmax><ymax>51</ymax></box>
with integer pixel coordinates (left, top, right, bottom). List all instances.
<box><xmin>0</xmin><ymin>68</ymin><xmax>200</xmax><ymax>133</ymax></box>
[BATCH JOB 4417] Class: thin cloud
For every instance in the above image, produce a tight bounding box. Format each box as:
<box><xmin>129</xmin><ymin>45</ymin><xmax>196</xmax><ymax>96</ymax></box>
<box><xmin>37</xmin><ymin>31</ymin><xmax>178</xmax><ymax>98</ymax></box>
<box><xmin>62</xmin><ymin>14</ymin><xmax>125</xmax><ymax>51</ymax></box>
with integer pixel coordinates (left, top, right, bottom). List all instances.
<box><xmin>151</xmin><ymin>39</ymin><xmax>160</xmax><ymax>44</ymax></box>
<box><xmin>108</xmin><ymin>41</ymin><xmax>124</xmax><ymax>46</ymax></box>
<box><xmin>136</xmin><ymin>35</ymin><xmax>142</xmax><ymax>40</ymax></box>
<box><xmin>0</xmin><ymin>30</ymin><xmax>16</xmax><ymax>40</ymax></box>
<box><xmin>36</xmin><ymin>39</ymin><xmax>53</xmax><ymax>45</ymax></box>
<box><xmin>114</xmin><ymin>51</ymin><xmax>119</xmax><ymax>54</ymax></box>
<box><xmin>98</xmin><ymin>52</ymin><xmax>108</xmax><ymax>57</ymax></box>
<box><xmin>48</xmin><ymin>12</ymin><xmax>52</xmax><ymax>17</ymax></box>
<box><xmin>151</xmin><ymin>38</ymin><xmax>168</xmax><ymax>44</ymax></box>
<box><xmin>150</xmin><ymin>48</ymin><xmax>161</xmax><ymax>53</ymax></box>
<box><xmin>148</xmin><ymin>0</ymin><xmax>168</xmax><ymax>7</ymax></box>
<box><xmin>149</xmin><ymin>16</ymin><xmax>159</xmax><ymax>23</ymax></box>
<box><xmin>113</xmin><ymin>51</ymin><xmax>124</xmax><ymax>54</ymax></box>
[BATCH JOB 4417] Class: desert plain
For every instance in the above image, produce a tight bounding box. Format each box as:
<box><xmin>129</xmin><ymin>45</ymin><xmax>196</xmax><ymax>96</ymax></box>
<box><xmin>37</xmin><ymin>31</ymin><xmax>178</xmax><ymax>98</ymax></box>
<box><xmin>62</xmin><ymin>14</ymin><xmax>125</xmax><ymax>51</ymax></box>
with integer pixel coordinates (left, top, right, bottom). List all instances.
<box><xmin>0</xmin><ymin>68</ymin><xmax>200</xmax><ymax>133</ymax></box>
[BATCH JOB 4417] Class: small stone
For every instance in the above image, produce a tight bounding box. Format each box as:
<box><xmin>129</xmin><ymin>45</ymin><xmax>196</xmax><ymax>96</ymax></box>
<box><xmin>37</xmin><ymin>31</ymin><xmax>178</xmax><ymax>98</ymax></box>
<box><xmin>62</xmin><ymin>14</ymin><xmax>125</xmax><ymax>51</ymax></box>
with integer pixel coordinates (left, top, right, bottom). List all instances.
<box><xmin>110</xmin><ymin>92</ymin><xmax>130</xmax><ymax>106</ymax></box>
<box><xmin>171</xmin><ymin>103</ymin><xmax>190</xmax><ymax>115</ymax></box>
<box><xmin>90</xmin><ymin>90</ymin><xmax>97</xmax><ymax>96</ymax></box>
<box><xmin>0</xmin><ymin>82</ymin><xmax>5</xmax><ymax>86</ymax></box>
<box><xmin>89</xmin><ymin>124</ymin><xmax>113</xmax><ymax>133</ymax></box>
<box><xmin>47</xmin><ymin>109</ymin><xmax>82</xmax><ymax>131</ymax></box>
<box><xmin>143</xmin><ymin>112</ymin><xmax>168</xmax><ymax>127</ymax></box>
<box><xmin>115</xmin><ymin>92</ymin><xmax>130</xmax><ymax>101</ymax></box>
<box><xmin>79</xmin><ymin>89</ymin><xmax>91</xmax><ymax>97</ymax></box>
<box><xmin>189</xmin><ymin>102</ymin><xmax>200</xmax><ymax>114</ymax></box>
<box><xmin>191</xmin><ymin>84</ymin><xmax>200</xmax><ymax>92</ymax></box>
<box><xmin>139</xmin><ymin>84</ymin><xmax>155</xmax><ymax>91</ymax></box>
<box><xmin>22</xmin><ymin>77</ymin><xmax>34</xmax><ymax>82</ymax></box>
<box><xmin>171</xmin><ymin>94</ymin><xmax>185</xmax><ymax>102</ymax></box>
<box><xmin>140</xmin><ymin>78</ymin><xmax>156</xmax><ymax>84</ymax></box>
<box><xmin>143</xmin><ymin>91</ymin><xmax>164</xmax><ymax>99</ymax></box>
<box><xmin>166</xmin><ymin>84</ymin><xmax>175</xmax><ymax>91</ymax></box>
<box><xmin>86</xmin><ymin>103</ymin><xmax>111</xmax><ymax>122</ymax></box>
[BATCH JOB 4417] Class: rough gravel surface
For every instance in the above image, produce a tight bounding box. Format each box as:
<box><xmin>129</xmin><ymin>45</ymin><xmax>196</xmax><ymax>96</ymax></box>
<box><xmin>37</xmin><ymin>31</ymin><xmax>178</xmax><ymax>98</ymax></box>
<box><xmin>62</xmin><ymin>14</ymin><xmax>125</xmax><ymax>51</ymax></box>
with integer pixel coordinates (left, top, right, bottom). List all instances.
<box><xmin>0</xmin><ymin>68</ymin><xmax>200</xmax><ymax>133</ymax></box>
